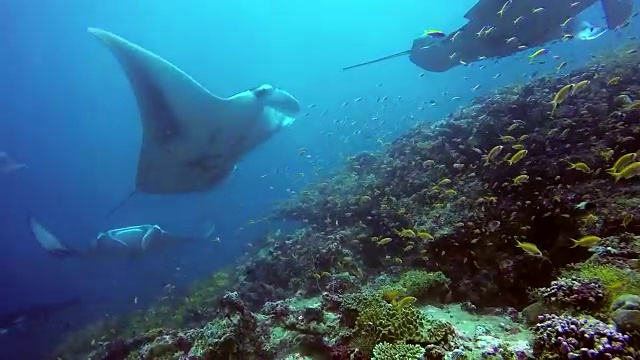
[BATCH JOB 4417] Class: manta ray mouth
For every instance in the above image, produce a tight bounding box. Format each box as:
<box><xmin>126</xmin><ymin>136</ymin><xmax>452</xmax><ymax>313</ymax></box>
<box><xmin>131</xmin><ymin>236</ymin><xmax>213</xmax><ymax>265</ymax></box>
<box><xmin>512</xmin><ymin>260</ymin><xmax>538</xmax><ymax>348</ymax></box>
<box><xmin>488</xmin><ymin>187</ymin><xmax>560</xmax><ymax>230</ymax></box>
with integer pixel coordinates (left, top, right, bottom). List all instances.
<box><xmin>268</xmin><ymin>88</ymin><xmax>301</xmax><ymax>118</ymax></box>
<box><xmin>251</xmin><ymin>84</ymin><xmax>301</xmax><ymax>118</ymax></box>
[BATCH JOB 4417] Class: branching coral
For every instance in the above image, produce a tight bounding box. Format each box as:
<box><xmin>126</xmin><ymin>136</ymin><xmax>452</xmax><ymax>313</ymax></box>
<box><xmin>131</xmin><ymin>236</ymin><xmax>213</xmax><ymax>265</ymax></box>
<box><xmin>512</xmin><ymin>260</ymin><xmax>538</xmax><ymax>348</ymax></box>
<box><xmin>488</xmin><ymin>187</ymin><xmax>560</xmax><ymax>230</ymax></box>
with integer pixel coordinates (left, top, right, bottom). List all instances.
<box><xmin>399</xmin><ymin>270</ymin><xmax>451</xmax><ymax>299</ymax></box>
<box><xmin>372</xmin><ymin>342</ymin><xmax>425</xmax><ymax>360</ymax></box>
<box><xmin>423</xmin><ymin>319</ymin><xmax>458</xmax><ymax>349</ymax></box>
<box><xmin>347</xmin><ymin>291</ymin><xmax>426</xmax><ymax>355</ymax></box>
<box><xmin>360</xmin><ymin>302</ymin><xmax>425</xmax><ymax>344</ymax></box>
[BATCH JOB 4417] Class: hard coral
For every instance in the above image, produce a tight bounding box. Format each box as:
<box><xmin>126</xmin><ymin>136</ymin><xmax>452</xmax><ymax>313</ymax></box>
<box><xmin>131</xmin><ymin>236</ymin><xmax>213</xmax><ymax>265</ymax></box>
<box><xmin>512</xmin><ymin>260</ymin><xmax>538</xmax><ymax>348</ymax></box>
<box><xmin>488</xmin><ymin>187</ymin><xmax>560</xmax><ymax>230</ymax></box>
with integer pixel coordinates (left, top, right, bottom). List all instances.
<box><xmin>611</xmin><ymin>294</ymin><xmax>640</xmax><ymax>333</ymax></box>
<box><xmin>356</xmin><ymin>301</ymin><xmax>425</xmax><ymax>342</ymax></box>
<box><xmin>569</xmin><ymin>262</ymin><xmax>640</xmax><ymax>302</ymax></box>
<box><xmin>399</xmin><ymin>270</ymin><xmax>451</xmax><ymax>300</ymax></box>
<box><xmin>423</xmin><ymin>319</ymin><xmax>458</xmax><ymax>349</ymax></box>
<box><xmin>532</xmin><ymin>314</ymin><xmax>637</xmax><ymax>359</ymax></box>
<box><xmin>533</xmin><ymin>277</ymin><xmax>606</xmax><ymax>311</ymax></box>
<box><xmin>371</xmin><ymin>342</ymin><xmax>425</xmax><ymax>360</ymax></box>
<box><xmin>353</xmin><ymin>298</ymin><xmax>426</xmax><ymax>355</ymax></box>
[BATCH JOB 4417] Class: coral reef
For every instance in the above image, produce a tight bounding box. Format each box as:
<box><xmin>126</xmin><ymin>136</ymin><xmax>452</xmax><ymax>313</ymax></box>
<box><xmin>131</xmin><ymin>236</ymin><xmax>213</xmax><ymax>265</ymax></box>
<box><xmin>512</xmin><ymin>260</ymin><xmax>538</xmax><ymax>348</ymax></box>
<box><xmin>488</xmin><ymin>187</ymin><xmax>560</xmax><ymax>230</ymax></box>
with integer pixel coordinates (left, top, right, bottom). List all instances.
<box><xmin>532</xmin><ymin>314</ymin><xmax>637</xmax><ymax>359</ymax></box>
<box><xmin>532</xmin><ymin>277</ymin><xmax>606</xmax><ymax>312</ymax></box>
<box><xmin>611</xmin><ymin>294</ymin><xmax>640</xmax><ymax>333</ymax></box>
<box><xmin>52</xmin><ymin>43</ymin><xmax>640</xmax><ymax>359</ymax></box>
<box><xmin>399</xmin><ymin>269</ymin><xmax>451</xmax><ymax>301</ymax></box>
<box><xmin>371</xmin><ymin>342</ymin><xmax>424</xmax><ymax>360</ymax></box>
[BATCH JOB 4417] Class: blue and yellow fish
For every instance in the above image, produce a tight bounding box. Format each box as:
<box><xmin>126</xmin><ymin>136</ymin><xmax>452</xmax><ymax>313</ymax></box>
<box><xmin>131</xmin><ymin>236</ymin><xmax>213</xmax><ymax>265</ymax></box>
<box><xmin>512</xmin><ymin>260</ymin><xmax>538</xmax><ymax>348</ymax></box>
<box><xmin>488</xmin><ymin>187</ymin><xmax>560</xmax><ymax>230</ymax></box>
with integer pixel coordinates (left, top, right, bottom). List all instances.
<box><xmin>423</xmin><ymin>30</ymin><xmax>446</xmax><ymax>39</ymax></box>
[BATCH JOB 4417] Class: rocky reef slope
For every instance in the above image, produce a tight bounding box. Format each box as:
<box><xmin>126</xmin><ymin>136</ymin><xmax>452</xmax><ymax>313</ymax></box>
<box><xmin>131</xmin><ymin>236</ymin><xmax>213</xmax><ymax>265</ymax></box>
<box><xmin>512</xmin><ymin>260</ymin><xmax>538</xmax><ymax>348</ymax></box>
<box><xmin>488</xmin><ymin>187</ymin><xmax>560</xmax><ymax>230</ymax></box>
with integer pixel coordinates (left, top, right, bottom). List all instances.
<box><xmin>53</xmin><ymin>44</ymin><xmax>640</xmax><ymax>360</ymax></box>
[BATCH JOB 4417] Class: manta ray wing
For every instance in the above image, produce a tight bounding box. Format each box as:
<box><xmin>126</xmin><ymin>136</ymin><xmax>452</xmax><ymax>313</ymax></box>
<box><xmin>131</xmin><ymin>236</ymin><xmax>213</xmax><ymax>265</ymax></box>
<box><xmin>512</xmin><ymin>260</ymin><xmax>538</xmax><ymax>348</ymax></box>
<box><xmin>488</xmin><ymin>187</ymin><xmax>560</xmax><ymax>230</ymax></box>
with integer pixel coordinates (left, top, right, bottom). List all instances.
<box><xmin>28</xmin><ymin>216</ymin><xmax>78</xmax><ymax>257</ymax></box>
<box><xmin>600</xmin><ymin>0</ymin><xmax>634</xmax><ymax>29</ymax></box>
<box><xmin>88</xmin><ymin>28</ymin><xmax>300</xmax><ymax>195</ymax></box>
<box><xmin>410</xmin><ymin>0</ymin><xmax>595</xmax><ymax>72</ymax></box>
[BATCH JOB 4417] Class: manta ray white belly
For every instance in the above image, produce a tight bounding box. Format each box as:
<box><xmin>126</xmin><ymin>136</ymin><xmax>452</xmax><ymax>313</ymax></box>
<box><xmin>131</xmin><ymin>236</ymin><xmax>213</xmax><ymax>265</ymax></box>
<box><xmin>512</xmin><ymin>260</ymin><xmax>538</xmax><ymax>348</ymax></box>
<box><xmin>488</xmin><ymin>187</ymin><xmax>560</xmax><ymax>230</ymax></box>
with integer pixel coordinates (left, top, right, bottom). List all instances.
<box><xmin>574</xmin><ymin>21</ymin><xmax>608</xmax><ymax>40</ymax></box>
<box><xmin>87</xmin><ymin>28</ymin><xmax>301</xmax><ymax>194</ymax></box>
<box><xmin>94</xmin><ymin>225</ymin><xmax>161</xmax><ymax>256</ymax></box>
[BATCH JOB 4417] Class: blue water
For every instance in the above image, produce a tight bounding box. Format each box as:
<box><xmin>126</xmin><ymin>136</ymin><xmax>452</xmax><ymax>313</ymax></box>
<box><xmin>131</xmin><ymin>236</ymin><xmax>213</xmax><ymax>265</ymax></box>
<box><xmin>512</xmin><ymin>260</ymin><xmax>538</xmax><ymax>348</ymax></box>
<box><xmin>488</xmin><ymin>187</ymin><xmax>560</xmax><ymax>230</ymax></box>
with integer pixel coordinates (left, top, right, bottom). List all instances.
<box><xmin>0</xmin><ymin>0</ymin><xmax>637</xmax><ymax>358</ymax></box>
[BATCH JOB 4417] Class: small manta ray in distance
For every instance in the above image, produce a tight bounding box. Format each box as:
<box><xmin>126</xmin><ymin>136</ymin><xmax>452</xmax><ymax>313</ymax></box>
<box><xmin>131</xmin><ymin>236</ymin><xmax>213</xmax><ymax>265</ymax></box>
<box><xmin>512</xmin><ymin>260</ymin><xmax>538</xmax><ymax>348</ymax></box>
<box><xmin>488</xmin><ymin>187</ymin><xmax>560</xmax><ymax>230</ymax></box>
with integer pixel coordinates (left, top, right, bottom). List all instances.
<box><xmin>0</xmin><ymin>297</ymin><xmax>79</xmax><ymax>335</ymax></box>
<box><xmin>29</xmin><ymin>216</ymin><xmax>200</xmax><ymax>259</ymax></box>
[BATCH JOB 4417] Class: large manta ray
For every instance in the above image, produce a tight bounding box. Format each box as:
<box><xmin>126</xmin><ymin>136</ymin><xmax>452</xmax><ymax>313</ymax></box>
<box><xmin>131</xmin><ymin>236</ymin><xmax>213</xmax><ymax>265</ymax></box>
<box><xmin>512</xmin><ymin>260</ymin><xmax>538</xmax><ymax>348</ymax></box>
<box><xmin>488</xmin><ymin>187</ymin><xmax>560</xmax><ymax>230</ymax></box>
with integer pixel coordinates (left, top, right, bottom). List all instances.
<box><xmin>87</xmin><ymin>28</ymin><xmax>301</xmax><ymax>213</ymax></box>
<box><xmin>344</xmin><ymin>0</ymin><xmax>635</xmax><ymax>72</ymax></box>
<box><xmin>29</xmin><ymin>216</ymin><xmax>195</xmax><ymax>259</ymax></box>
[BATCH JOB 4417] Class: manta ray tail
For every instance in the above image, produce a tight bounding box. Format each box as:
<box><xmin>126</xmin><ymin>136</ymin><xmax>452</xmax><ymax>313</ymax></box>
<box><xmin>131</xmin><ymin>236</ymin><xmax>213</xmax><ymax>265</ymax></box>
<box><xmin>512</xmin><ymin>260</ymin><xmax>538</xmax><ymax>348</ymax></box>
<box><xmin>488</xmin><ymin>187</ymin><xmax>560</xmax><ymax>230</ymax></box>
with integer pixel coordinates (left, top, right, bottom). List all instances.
<box><xmin>28</xmin><ymin>216</ymin><xmax>81</xmax><ymax>258</ymax></box>
<box><xmin>105</xmin><ymin>190</ymin><xmax>137</xmax><ymax>218</ymax></box>
<box><xmin>342</xmin><ymin>49</ymin><xmax>412</xmax><ymax>70</ymax></box>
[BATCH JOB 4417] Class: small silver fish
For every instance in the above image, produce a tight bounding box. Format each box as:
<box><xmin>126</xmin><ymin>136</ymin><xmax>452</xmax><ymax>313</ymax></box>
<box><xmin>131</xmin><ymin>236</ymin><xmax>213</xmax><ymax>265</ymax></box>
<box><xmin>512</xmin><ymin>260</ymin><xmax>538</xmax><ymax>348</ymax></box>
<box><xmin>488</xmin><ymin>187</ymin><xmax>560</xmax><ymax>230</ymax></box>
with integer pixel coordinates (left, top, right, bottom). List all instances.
<box><xmin>487</xmin><ymin>220</ymin><xmax>501</xmax><ymax>232</ymax></box>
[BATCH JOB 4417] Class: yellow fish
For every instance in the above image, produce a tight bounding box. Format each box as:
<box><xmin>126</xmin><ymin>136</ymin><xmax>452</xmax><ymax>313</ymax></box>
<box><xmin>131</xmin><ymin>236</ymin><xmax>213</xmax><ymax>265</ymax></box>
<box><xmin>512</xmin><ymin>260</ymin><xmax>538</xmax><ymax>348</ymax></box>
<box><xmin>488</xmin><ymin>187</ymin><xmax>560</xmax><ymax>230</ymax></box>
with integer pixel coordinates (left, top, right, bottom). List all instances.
<box><xmin>377</xmin><ymin>237</ymin><xmax>392</xmax><ymax>246</ymax></box>
<box><xmin>516</xmin><ymin>241</ymin><xmax>543</xmax><ymax>256</ymax></box>
<box><xmin>485</xmin><ymin>145</ymin><xmax>504</xmax><ymax>164</ymax></box>
<box><xmin>500</xmin><ymin>135</ymin><xmax>517</xmax><ymax>142</ymax></box>
<box><xmin>608</xmin><ymin>76</ymin><xmax>621</xmax><ymax>85</ymax></box>
<box><xmin>417</xmin><ymin>231</ymin><xmax>434</xmax><ymax>240</ymax></box>
<box><xmin>506</xmin><ymin>123</ymin><xmax>520</xmax><ymax>132</ymax></box>
<box><xmin>624</xmin><ymin>100</ymin><xmax>640</xmax><ymax>111</ymax></box>
<box><xmin>614</xmin><ymin>162</ymin><xmax>640</xmax><ymax>182</ymax></box>
<box><xmin>529</xmin><ymin>48</ymin><xmax>548</xmax><ymax>63</ymax></box>
<box><xmin>507</xmin><ymin>149</ymin><xmax>528</xmax><ymax>165</ymax></box>
<box><xmin>571</xmin><ymin>80</ymin><xmax>590</xmax><ymax>95</ymax></box>
<box><xmin>512</xmin><ymin>174</ymin><xmax>529</xmax><ymax>186</ymax></box>
<box><xmin>608</xmin><ymin>153</ymin><xmax>636</xmax><ymax>174</ymax></box>
<box><xmin>396</xmin><ymin>228</ymin><xmax>417</xmax><ymax>238</ymax></box>
<box><xmin>570</xmin><ymin>235</ymin><xmax>601</xmax><ymax>248</ymax></box>
<box><xmin>394</xmin><ymin>296</ymin><xmax>417</xmax><ymax>308</ymax></box>
<box><xmin>550</xmin><ymin>84</ymin><xmax>574</xmax><ymax>116</ymax></box>
<box><xmin>566</xmin><ymin>160</ymin><xmax>591</xmax><ymax>173</ymax></box>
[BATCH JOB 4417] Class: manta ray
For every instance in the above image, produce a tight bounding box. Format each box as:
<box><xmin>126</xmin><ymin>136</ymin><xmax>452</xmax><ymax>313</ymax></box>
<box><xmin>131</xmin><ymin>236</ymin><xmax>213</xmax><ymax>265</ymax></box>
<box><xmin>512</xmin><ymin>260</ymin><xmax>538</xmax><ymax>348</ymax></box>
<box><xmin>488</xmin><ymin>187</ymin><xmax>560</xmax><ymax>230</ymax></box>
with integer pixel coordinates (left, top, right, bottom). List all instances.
<box><xmin>0</xmin><ymin>297</ymin><xmax>79</xmax><ymax>335</ymax></box>
<box><xmin>86</xmin><ymin>28</ymin><xmax>301</xmax><ymax>213</ymax></box>
<box><xmin>29</xmin><ymin>216</ymin><xmax>194</xmax><ymax>258</ymax></box>
<box><xmin>343</xmin><ymin>0</ymin><xmax>635</xmax><ymax>72</ymax></box>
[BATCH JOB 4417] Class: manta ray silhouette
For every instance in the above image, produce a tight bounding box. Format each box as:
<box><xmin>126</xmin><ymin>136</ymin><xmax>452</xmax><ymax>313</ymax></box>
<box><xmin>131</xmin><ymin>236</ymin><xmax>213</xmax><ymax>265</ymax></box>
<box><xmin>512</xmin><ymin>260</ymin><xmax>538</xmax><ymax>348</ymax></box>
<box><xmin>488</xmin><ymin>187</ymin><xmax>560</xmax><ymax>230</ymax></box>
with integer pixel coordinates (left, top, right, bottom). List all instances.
<box><xmin>86</xmin><ymin>28</ymin><xmax>301</xmax><ymax>215</ymax></box>
<box><xmin>0</xmin><ymin>297</ymin><xmax>79</xmax><ymax>335</ymax></box>
<box><xmin>29</xmin><ymin>216</ymin><xmax>191</xmax><ymax>258</ymax></box>
<box><xmin>343</xmin><ymin>0</ymin><xmax>634</xmax><ymax>71</ymax></box>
